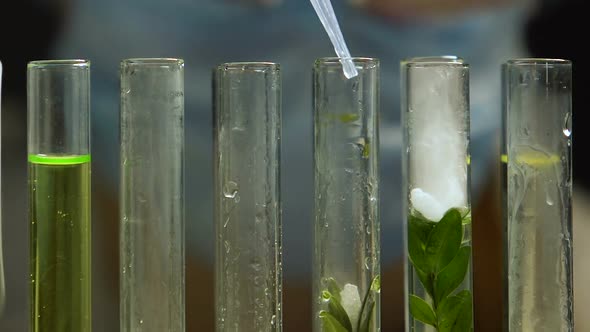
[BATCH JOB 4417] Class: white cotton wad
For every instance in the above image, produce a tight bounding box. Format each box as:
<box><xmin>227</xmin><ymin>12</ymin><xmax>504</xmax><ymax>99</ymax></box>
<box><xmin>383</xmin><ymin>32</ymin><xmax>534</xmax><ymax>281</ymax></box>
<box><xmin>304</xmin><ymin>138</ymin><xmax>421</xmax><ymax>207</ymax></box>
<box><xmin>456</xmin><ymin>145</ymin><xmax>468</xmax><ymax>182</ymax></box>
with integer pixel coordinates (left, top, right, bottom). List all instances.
<box><xmin>408</xmin><ymin>64</ymin><xmax>467</xmax><ymax>221</ymax></box>
<box><xmin>340</xmin><ymin>283</ymin><xmax>362</xmax><ymax>331</ymax></box>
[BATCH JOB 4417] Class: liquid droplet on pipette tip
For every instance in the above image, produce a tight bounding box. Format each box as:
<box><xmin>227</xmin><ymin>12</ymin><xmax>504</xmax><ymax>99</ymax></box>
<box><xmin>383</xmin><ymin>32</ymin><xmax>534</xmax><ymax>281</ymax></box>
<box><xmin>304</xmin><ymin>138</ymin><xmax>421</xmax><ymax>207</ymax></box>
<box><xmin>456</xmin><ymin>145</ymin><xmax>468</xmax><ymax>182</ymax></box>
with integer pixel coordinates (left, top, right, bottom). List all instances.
<box><xmin>309</xmin><ymin>0</ymin><xmax>358</xmax><ymax>78</ymax></box>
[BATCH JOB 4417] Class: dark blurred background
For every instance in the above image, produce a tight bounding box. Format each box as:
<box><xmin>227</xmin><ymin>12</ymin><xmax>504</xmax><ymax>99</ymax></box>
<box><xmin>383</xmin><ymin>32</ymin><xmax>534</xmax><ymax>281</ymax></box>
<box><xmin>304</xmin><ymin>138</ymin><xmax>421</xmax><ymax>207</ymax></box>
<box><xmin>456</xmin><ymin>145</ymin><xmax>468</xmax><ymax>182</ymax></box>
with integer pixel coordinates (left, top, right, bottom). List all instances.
<box><xmin>1</xmin><ymin>0</ymin><xmax>587</xmax><ymax>331</ymax></box>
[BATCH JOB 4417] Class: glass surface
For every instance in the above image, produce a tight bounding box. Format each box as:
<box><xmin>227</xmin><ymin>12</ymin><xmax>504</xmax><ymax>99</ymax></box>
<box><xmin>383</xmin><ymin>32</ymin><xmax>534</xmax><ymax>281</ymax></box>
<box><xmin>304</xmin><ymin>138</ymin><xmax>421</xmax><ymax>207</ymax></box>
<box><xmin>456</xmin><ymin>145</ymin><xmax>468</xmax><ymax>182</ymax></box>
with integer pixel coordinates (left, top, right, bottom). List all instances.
<box><xmin>504</xmin><ymin>59</ymin><xmax>573</xmax><ymax>332</ymax></box>
<box><xmin>214</xmin><ymin>62</ymin><xmax>282</xmax><ymax>332</ymax></box>
<box><xmin>119</xmin><ymin>58</ymin><xmax>185</xmax><ymax>332</ymax></box>
<box><xmin>312</xmin><ymin>57</ymin><xmax>381</xmax><ymax>332</ymax></box>
<box><xmin>27</xmin><ymin>60</ymin><xmax>91</xmax><ymax>332</ymax></box>
<box><xmin>401</xmin><ymin>57</ymin><xmax>473</xmax><ymax>332</ymax></box>
<box><xmin>0</xmin><ymin>60</ymin><xmax>4</xmax><ymax>313</ymax></box>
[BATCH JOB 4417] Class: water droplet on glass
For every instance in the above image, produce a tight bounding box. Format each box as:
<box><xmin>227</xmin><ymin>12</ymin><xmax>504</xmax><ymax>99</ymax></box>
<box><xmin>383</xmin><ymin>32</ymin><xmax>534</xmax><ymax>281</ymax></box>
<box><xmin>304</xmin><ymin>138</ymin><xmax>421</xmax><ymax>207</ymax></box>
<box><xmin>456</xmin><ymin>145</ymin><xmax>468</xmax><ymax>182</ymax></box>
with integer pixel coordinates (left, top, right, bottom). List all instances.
<box><xmin>352</xmin><ymin>80</ymin><xmax>359</xmax><ymax>93</ymax></box>
<box><xmin>223</xmin><ymin>214</ymin><xmax>231</xmax><ymax>228</ymax></box>
<box><xmin>250</xmin><ymin>260</ymin><xmax>262</xmax><ymax>272</ymax></box>
<box><xmin>223</xmin><ymin>181</ymin><xmax>239</xmax><ymax>199</ymax></box>
<box><xmin>232</xmin><ymin>124</ymin><xmax>246</xmax><ymax>131</ymax></box>
<box><xmin>255</xmin><ymin>210</ymin><xmax>265</xmax><ymax>224</ymax></box>
<box><xmin>545</xmin><ymin>181</ymin><xmax>555</xmax><ymax>206</ymax></box>
<box><xmin>563</xmin><ymin>113</ymin><xmax>572</xmax><ymax>137</ymax></box>
<box><xmin>352</xmin><ymin>137</ymin><xmax>367</xmax><ymax>157</ymax></box>
<box><xmin>523</xmin><ymin>127</ymin><xmax>530</xmax><ymax>136</ymax></box>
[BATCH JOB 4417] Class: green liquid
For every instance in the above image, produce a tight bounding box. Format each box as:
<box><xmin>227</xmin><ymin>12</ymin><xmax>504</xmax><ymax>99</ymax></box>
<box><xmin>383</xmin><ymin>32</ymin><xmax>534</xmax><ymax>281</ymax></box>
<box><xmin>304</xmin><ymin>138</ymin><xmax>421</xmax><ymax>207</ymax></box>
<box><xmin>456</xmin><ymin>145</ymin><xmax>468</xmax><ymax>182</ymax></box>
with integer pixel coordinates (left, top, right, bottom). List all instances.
<box><xmin>29</xmin><ymin>154</ymin><xmax>91</xmax><ymax>332</ymax></box>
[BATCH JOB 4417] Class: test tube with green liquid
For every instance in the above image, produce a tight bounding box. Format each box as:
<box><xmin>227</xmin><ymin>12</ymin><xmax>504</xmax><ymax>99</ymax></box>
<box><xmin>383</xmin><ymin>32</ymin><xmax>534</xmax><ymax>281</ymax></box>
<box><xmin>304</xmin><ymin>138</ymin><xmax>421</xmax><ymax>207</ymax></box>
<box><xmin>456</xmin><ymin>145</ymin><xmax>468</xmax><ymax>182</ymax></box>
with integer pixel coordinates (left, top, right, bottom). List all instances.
<box><xmin>27</xmin><ymin>60</ymin><xmax>91</xmax><ymax>332</ymax></box>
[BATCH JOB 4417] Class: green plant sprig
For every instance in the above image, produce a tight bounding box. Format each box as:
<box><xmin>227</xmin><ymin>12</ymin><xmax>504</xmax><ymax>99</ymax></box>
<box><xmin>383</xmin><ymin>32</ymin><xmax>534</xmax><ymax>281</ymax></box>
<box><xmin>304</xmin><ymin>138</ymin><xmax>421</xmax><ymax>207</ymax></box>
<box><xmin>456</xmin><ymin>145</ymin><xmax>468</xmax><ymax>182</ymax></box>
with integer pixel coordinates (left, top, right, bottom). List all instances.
<box><xmin>408</xmin><ymin>208</ymin><xmax>473</xmax><ymax>332</ymax></box>
<box><xmin>319</xmin><ymin>276</ymin><xmax>380</xmax><ymax>332</ymax></box>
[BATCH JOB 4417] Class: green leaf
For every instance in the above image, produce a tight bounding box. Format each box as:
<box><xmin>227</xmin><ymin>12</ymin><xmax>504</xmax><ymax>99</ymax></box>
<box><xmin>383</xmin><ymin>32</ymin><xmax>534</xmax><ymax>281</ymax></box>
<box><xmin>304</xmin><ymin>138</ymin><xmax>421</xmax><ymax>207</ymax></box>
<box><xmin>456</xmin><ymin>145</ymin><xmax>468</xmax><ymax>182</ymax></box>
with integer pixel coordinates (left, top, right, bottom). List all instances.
<box><xmin>409</xmin><ymin>295</ymin><xmax>437</xmax><ymax>327</ymax></box>
<box><xmin>362</xmin><ymin>142</ymin><xmax>370</xmax><ymax>159</ymax></box>
<box><xmin>409</xmin><ymin>212</ymin><xmax>437</xmax><ymax>245</ymax></box>
<box><xmin>434</xmin><ymin>246</ymin><xmax>471</xmax><ymax>305</ymax></box>
<box><xmin>414</xmin><ymin>265</ymin><xmax>435</xmax><ymax>300</ymax></box>
<box><xmin>357</xmin><ymin>276</ymin><xmax>380</xmax><ymax>332</ymax></box>
<box><xmin>459</xmin><ymin>209</ymin><xmax>472</xmax><ymax>225</ymax></box>
<box><xmin>326</xmin><ymin>277</ymin><xmax>342</xmax><ymax>303</ymax></box>
<box><xmin>437</xmin><ymin>290</ymin><xmax>473</xmax><ymax>332</ymax></box>
<box><xmin>322</xmin><ymin>290</ymin><xmax>353</xmax><ymax>332</ymax></box>
<box><xmin>408</xmin><ymin>213</ymin><xmax>437</xmax><ymax>274</ymax></box>
<box><xmin>424</xmin><ymin>209</ymin><xmax>463</xmax><ymax>274</ymax></box>
<box><xmin>320</xmin><ymin>310</ymin><xmax>351</xmax><ymax>332</ymax></box>
<box><xmin>358</xmin><ymin>301</ymin><xmax>375</xmax><ymax>332</ymax></box>
<box><xmin>338</xmin><ymin>113</ymin><xmax>360</xmax><ymax>123</ymax></box>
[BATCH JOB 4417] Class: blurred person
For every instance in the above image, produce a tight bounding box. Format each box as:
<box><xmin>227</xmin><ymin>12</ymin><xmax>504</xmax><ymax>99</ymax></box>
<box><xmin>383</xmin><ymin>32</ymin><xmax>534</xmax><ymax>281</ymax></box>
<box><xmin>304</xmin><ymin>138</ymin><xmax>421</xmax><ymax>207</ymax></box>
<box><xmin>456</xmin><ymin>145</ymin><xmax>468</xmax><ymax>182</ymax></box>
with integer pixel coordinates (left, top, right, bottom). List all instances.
<box><xmin>1</xmin><ymin>0</ymin><xmax>533</xmax><ymax>330</ymax></box>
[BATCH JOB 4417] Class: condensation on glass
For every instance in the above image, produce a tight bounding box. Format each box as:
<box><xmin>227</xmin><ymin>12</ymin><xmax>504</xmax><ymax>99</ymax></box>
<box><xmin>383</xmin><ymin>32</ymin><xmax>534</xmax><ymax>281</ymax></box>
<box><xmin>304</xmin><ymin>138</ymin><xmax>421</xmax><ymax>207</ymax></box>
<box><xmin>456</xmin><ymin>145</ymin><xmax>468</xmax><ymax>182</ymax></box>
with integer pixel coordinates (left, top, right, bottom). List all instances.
<box><xmin>214</xmin><ymin>62</ymin><xmax>282</xmax><ymax>332</ymax></box>
<box><xmin>312</xmin><ymin>57</ymin><xmax>381</xmax><ymax>332</ymax></box>
<box><xmin>27</xmin><ymin>59</ymin><xmax>92</xmax><ymax>332</ymax></box>
<box><xmin>401</xmin><ymin>57</ymin><xmax>473</xmax><ymax>332</ymax></box>
<box><xmin>119</xmin><ymin>58</ymin><xmax>185</xmax><ymax>332</ymax></box>
<box><xmin>504</xmin><ymin>59</ymin><xmax>573</xmax><ymax>332</ymax></box>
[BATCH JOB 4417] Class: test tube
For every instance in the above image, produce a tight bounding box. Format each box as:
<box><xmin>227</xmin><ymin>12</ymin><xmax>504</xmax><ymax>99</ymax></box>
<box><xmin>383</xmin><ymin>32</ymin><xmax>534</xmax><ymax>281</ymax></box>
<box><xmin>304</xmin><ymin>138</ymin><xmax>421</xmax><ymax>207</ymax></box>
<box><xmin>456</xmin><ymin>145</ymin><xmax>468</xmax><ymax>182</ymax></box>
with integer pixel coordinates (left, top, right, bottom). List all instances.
<box><xmin>119</xmin><ymin>58</ymin><xmax>185</xmax><ymax>331</ymax></box>
<box><xmin>214</xmin><ymin>62</ymin><xmax>282</xmax><ymax>332</ymax></box>
<box><xmin>401</xmin><ymin>57</ymin><xmax>473</xmax><ymax>332</ymax></box>
<box><xmin>312</xmin><ymin>57</ymin><xmax>381</xmax><ymax>332</ymax></box>
<box><xmin>28</xmin><ymin>59</ymin><xmax>92</xmax><ymax>331</ymax></box>
<box><xmin>504</xmin><ymin>59</ymin><xmax>573</xmax><ymax>331</ymax></box>
<box><xmin>0</xmin><ymin>60</ymin><xmax>5</xmax><ymax>312</ymax></box>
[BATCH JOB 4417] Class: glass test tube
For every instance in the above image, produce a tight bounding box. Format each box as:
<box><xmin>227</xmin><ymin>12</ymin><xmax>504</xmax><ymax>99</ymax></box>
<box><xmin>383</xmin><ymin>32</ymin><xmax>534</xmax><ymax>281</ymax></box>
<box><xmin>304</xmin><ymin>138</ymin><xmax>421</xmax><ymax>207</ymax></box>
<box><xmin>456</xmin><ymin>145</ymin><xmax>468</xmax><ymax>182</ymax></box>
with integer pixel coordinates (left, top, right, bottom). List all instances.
<box><xmin>401</xmin><ymin>57</ymin><xmax>473</xmax><ymax>332</ymax></box>
<box><xmin>28</xmin><ymin>60</ymin><xmax>91</xmax><ymax>332</ymax></box>
<box><xmin>312</xmin><ymin>57</ymin><xmax>381</xmax><ymax>332</ymax></box>
<box><xmin>214</xmin><ymin>63</ymin><xmax>282</xmax><ymax>332</ymax></box>
<box><xmin>501</xmin><ymin>62</ymin><xmax>509</xmax><ymax>331</ymax></box>
<box><xmin>504</xmin><ymin>59</ymin><xmax>573</xmax><ymax>331</ymax></box>
<box><xmin>119</xmin><ymin>58</ymin><xmax>185</xmax><ymax>332</ymax></box>
<box><xmin>0</xmin><ymin>61</ymin><xmax>4</xmax><ymax>312</ymax></box>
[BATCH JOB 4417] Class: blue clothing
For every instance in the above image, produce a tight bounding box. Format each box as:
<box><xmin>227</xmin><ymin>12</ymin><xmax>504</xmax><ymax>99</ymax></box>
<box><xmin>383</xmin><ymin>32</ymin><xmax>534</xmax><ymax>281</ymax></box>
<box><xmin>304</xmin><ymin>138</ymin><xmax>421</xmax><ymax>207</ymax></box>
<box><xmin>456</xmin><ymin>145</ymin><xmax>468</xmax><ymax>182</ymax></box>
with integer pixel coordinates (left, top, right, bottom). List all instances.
<box><xmin>53</xmin><ymin>0</ymin><xmax>528</xmax><ymax>278</ymax></box>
